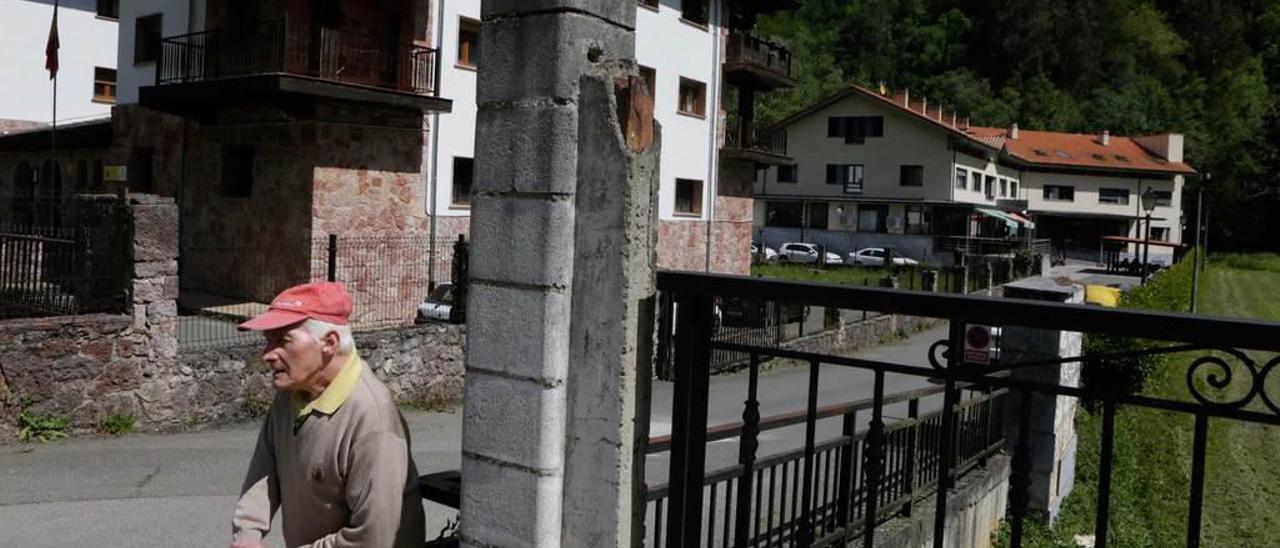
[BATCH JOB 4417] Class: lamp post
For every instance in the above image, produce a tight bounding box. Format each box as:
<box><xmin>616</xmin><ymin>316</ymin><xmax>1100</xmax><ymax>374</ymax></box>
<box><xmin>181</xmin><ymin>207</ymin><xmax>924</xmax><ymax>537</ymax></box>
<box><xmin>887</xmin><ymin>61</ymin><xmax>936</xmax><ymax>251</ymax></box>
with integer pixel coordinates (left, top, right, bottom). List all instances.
<box><xmin>1190</xmin><ymin>172</ymin><xmax>1209</xmax><ymax>312</ymax></box>
<box><xmin>1140</xmin><ymin>187</ymin><xmax>1158</xmax><ymax>284</ymax></box>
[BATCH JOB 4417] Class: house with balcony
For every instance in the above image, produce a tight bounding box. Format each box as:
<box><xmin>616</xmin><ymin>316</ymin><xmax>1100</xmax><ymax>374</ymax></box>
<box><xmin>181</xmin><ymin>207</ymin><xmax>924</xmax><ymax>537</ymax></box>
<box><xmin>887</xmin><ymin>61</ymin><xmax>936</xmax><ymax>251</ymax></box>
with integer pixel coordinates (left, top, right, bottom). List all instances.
<box><xmin>430</xmin><ymin>0</ymin><xmax>798</xmax><ymax>276</ymax></box>
<box><xmin>754</xmin><ymin>84</ymin><xmax>1194</xmax><ymax>265</ymax></box>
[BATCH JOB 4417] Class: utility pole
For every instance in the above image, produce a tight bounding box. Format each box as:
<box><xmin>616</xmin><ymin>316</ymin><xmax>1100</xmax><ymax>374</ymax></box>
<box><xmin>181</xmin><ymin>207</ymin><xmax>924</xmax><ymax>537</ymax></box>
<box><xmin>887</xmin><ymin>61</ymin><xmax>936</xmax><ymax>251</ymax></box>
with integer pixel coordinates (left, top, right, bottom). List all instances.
<box><xmin>1190</xmin><ymin>173</ymin><xmax>1207</xmax><ymax>313</ymax></box>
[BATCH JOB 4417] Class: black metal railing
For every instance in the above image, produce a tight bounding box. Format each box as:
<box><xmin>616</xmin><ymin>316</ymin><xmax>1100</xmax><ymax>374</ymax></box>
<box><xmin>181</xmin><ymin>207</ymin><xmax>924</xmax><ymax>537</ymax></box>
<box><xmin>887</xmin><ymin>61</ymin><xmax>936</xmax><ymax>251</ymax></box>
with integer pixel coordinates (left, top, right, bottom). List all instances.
<box><xmin>157</xmin><ymin>17</ymin><xmax>438</xmax><ymax>95</ymax></box>
<box><xmin>934</xmin><ymin>235</ymin><xmax>1050</xmax><ymax>257</ymax></box>
<box><xmin>648</xmin><ymin>271</ymin><xmax>1280</xmax><ymax>548</ymax></box>
<box><xmin>724</xmin><ymin>118</ymin><xmax>787</xmax><ymax>157</ymax></box>
<box><xmin>178</xmin><ymin>234</ymin><xmax>463</xmax><ymax>351</ymax></box>
<box><xmin>725</xmin><ymin>31</ymin><xmax>794</xmax><ymax>81</ymax></box>
<box><xmin>644</xmin><ymin>382</ymin><xmax>1006</xmax><ymax>547</ymax></box>
<box><xmin>0</xmin><ymin>199</ymin><xmax>131</xmax><ymax>320</ymax></box>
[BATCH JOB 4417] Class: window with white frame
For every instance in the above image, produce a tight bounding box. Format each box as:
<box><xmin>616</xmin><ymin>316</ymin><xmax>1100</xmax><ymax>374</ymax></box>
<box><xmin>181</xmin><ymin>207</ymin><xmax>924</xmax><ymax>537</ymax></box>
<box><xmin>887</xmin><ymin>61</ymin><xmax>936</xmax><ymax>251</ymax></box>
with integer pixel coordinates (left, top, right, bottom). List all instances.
<box><xmin>1099</xmin><ymin>188</ymin><xmax>1130</xmax><ymax>205</ymax></box>
<box><xmin>955</xmin><ymin>167</ymin><xmax>967</xmax><ymax>190</ymax></box>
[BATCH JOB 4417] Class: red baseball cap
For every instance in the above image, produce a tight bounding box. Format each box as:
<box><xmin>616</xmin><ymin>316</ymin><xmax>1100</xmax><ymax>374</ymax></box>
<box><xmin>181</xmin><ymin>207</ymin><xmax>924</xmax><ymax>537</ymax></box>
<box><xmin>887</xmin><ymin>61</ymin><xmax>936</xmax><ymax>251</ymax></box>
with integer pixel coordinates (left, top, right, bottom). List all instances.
<box><xmin>238</xmin><ymin>282</ymin><xmax>353</xmax><ymax>331</ymax></box>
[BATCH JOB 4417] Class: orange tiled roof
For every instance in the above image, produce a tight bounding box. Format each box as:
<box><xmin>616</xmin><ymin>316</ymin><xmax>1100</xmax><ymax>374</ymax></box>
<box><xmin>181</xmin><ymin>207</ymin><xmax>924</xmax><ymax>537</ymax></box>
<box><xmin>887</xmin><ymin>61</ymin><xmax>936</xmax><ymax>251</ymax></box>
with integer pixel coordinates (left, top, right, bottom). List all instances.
<box><xmin>967</xmin><ymin>126</ymin><xmax>1196</xmax><ymax>175</ymax></box>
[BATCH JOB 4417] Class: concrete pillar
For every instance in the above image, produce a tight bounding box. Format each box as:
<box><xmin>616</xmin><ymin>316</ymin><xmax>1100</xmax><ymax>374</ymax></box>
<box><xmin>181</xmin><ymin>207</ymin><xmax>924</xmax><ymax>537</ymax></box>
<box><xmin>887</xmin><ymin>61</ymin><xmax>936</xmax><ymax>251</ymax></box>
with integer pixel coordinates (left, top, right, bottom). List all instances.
<box><xmin>462</xmin><ymin>3</ymin><xmax>654</xmax><ymax>548</ymax></box>
<box><xmin>1000</xmin><ymin>279</ymin><xmax>1084</xmax><ymax>524</ymax></box>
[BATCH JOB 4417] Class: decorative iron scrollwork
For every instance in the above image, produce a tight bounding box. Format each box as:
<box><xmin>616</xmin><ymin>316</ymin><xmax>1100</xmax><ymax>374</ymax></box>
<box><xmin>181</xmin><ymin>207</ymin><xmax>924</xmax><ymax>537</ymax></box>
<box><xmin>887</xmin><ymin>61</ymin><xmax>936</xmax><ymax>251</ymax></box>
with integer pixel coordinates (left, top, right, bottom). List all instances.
<box><xmin>1258</xmin><ymin>355</ymin><xmax>1280</xmax><ymax>416</ymax></box>
<box><xmin>1186</xmin><ymin>348</ymin><xmax>1267</xmax><ymax>412</ymax></box>
<box><xmin>928</xmin><ymin>339</ymin><xmax>950</xmax><ymax>371</ymax></box>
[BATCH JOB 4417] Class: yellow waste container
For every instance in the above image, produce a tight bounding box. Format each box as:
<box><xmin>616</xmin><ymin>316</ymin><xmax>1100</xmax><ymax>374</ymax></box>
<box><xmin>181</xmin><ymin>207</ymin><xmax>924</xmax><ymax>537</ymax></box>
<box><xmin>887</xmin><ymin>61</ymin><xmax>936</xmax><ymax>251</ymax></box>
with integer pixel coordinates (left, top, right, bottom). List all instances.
<box><xmin>1086</xmin><ymin>285</ymin><xmax>1121</xmax><ymax>307</ymax></box>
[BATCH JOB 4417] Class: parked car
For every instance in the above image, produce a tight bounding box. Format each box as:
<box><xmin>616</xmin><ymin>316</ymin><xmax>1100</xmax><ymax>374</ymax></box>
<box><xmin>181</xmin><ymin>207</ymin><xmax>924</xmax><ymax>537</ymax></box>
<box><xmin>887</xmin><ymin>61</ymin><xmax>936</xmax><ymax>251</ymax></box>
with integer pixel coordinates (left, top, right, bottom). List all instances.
<box><xmin>848</xmin><ymin>247</ymin><xmax>919</xmax><ymax>267</ymax></box>
<box><xmin>750</xmin><ymin>241</ymin><xmax>778</xmax><ymax>262</ymax></box>
<box><xmin>778</xmin><ymin>242</ymin><xmax>843</xmax><ymax>264</ymax></box>
<box><xmin>416</xmin><ymin>283</ymin><xmax>456</xmax><ymax>323</ymax></box>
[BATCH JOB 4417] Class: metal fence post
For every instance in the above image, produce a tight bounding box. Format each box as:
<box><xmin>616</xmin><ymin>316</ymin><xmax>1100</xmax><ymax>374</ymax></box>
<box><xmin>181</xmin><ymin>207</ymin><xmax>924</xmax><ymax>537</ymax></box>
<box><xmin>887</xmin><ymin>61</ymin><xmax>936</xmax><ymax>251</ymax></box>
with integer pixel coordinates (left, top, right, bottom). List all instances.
<box><xmin>665</xmin><ymin>289</ymin><xmax>715</xmax><ymax>548</ymax></box>
<box><xmin>733</xmin><ymin>355</ymin><xmax>762</xmax><ymax>547</ymax></box>
<box><xmin>327</xmin><ymin>234</ymin><xmax>337</xmax><ymax>282</ymax></box>
<box><xmin>901</xmin><ymin>398</ymin><xmax>920</xmax><ymax>517</ymax></box>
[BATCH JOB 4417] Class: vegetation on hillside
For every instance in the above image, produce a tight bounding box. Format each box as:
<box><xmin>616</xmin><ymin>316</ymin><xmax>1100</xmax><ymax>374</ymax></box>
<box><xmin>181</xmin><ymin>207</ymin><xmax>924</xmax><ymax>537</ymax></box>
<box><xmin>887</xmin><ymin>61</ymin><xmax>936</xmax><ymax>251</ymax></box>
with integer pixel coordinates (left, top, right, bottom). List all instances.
<box><xmin>756</xmin><ymin>1</ymin><xmax>1280</xmax><ymax>252</ymax></box>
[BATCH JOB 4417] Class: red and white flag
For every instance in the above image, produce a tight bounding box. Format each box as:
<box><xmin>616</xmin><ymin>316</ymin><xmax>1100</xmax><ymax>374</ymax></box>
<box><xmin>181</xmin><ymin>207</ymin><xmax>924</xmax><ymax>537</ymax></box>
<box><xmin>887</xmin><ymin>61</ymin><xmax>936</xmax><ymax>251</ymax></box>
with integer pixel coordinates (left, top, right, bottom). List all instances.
<box><xmin>45</xmin><ymin>7</ymin><xmax>59</xmax><ymax>79</ymax></box>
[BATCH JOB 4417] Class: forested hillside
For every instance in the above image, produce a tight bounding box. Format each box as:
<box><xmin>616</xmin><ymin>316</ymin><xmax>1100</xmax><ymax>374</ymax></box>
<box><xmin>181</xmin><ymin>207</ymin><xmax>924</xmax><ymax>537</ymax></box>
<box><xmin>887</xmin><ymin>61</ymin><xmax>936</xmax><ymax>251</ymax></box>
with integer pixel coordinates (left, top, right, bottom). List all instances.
<box><xmin>757</xmin><ymin>0</ymin><xmax>1280</xmax><ymax>251</ymax></box>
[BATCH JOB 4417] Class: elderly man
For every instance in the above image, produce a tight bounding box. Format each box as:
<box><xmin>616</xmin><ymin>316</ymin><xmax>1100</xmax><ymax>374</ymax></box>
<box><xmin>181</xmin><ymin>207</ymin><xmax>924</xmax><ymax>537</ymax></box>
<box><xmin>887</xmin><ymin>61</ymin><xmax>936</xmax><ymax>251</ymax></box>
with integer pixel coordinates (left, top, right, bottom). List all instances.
<box><xmin>230</xmin><ymin>282</ymin><xmax>425</xmax><ymax>548</ymax></box>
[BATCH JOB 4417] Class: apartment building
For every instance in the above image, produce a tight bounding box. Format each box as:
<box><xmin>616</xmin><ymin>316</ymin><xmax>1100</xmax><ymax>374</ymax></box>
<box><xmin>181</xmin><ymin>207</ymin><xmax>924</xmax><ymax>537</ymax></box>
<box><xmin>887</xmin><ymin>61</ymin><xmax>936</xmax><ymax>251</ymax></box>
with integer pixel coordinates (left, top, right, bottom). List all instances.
<box><xmin>0</xmin><ymin>0</ymin><xmax>120</xmax><ymax>133</ymax></box>
<box><xmin>431</xmin><ymin>0</ymin><xmax>798</xmax><ymax>274</ymax></box>
<box><xmin>755</xmin><ymin>85</ymin><xmax>1195</xmax><ymax>264</ymax></box>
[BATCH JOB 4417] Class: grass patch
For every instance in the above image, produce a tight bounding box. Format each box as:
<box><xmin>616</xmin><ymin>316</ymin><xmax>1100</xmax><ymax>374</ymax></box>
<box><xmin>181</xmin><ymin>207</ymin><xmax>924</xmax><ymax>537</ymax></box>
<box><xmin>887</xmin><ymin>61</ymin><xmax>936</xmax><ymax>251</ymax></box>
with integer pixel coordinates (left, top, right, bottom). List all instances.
<box><xmin>98</xmin><ymin>414</ymin><xmax>137</xmax><ymax>436</ymax></box>
<box><xmin>1000</xmin><ymin>250</ymin><xmax>1280</xmax><ymax>547</ymax></box>
<box><xmin>17</xmin><ymin>397</ymin><xmax>69</xmax><ymax>444</ymax></box>
<box><xmin>752</xmin><ymin>263</ymin><xmax>891</xmax><ymax>285</ymax></box>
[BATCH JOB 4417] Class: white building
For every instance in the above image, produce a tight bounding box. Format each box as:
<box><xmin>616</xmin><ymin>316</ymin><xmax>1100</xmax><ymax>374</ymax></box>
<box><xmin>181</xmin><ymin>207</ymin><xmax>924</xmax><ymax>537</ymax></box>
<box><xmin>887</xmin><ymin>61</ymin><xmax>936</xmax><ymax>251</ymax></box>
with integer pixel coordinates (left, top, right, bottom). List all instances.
<box><xmin>430</xmin><ymin>0</ymin><xmax>796</xmax><ymax>273</ymax></box>
<box><xmin>0</xmin><ymin>0</ymin><xmax>120</xmax><ymax>132</ymax></box>
<box><xmin>756</xmin><ymin>85</ymin><xmax>1195</xmax><ymax>265</ymax></box>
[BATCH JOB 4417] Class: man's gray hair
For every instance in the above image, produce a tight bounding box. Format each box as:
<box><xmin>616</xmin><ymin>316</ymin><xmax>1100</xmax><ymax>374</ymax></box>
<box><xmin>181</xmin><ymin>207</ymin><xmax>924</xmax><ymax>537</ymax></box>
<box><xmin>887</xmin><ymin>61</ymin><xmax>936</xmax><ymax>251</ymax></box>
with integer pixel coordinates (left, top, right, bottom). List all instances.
<box><xmin>302</xmin><ymin>318</ymin><xmax>355</xmax><ymax>353</ymax></box>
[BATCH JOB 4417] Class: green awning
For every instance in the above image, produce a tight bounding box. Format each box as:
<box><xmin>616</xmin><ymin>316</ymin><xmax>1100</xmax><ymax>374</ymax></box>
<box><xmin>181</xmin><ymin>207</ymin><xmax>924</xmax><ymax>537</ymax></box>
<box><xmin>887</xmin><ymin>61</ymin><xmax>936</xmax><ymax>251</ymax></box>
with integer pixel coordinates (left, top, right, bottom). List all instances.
<box><xmin>975</xmin><ymin>207</ymin><xmax>1020</xmax><ymax>231</ymax></box>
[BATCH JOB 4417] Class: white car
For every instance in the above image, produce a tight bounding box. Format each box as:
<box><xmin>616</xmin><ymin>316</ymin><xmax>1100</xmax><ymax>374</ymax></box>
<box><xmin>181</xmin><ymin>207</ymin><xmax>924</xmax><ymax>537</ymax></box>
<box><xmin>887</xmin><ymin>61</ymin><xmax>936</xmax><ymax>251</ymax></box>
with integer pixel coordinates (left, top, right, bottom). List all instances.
<box><xmin>849</xmin><ymin>248</ymin><xmax>919</xmax><ymax>266</ymax></box>
<box><xmin>416</xmin><ymin>283</ymin><xmax>456</xmax><ymax>323</ymax></box>
<box><xmin>750</xmin><ymin>241</ymin><xmax>778</xmax><ymax>261</ymax></box>
<box><xmin>778</xmin><ymin>242</ymin><xmax>843</xmax><ymax>264</ymax></box>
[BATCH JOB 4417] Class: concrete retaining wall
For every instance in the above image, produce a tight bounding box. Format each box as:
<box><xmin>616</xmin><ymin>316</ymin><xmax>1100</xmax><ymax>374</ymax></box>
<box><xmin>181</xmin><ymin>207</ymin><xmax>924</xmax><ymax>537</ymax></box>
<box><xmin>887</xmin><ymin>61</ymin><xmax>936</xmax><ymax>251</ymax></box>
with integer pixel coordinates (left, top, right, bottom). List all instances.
<box><xmin>874</xmin><ymin>455</ymin><xmax>1011</xmax><ymax>548</ymax></box>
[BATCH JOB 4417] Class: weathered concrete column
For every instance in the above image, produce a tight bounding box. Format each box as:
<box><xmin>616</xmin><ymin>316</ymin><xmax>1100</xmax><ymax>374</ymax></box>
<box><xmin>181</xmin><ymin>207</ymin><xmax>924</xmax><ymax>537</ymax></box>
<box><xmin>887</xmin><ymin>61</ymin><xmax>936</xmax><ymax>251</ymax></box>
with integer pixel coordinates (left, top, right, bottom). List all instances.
<box><xmin>1000</xmin><ymin>279</ymin><xmax>1084</xmax><ymax>524</ymax></box>
<box><xmin>462</xmin><ymin>3</ymin><xmax>653</xmax><ymax>547</ymax></box>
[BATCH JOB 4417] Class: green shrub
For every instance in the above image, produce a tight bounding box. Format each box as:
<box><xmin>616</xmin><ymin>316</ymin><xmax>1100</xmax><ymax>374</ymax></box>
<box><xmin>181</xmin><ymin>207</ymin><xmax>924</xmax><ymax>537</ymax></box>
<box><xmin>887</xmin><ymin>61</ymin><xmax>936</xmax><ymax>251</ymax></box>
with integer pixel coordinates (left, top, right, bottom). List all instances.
<box><xmin>98</xmin><ymin>414</ymin><xmax>136</xmax><ymax>436</ymax></box>
<box><xmin>17</xmin><ymin>397</ymin><xmax>69</xmax><ymax>443</ymax></box>
<box><xmin>1080</xmin><ymin>249</ymin><xmax>1198</xmax><ymax>398</ymax></box>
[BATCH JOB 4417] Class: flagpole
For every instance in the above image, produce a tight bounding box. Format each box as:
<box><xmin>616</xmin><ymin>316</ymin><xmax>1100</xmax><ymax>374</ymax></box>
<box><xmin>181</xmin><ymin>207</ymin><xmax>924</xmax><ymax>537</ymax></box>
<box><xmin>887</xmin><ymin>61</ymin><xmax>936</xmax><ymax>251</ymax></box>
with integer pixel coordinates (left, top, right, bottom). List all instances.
<box><xmin>50</xmin><ymin>0</ymin><xmax>58</xmax><ymax>216</ymax></box>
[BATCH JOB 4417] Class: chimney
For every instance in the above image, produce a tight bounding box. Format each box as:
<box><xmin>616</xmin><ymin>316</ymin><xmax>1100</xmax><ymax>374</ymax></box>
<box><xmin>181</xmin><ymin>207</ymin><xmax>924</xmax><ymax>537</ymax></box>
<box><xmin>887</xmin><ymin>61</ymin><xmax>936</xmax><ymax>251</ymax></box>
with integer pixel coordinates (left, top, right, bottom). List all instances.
<box><xmin>1101</xmin><ymin>130</ymin><xmax>1110</xmax><ymax>146</ymax></box>
<box><xmin>921</xmin><ymin>96</ymin><xmax>927</xmax><ymax>114</ymax></box>
<box><xmin>951</xmin><ymin>111</ymin><xmax>957</xmax><ymax>127</ymax></box>
<box><xmin>903</xmin><ymin>89</ymin><xmax>910</xmax><ymax>108</ymax></box>
<box><xmin>1009</xmin><ymin>123</ymin><xmax>1019</xmax><ymax>140</ymax></box>
<box><xmin>964</xmin><ymin>117</ymin><xmax>970</xmax><ymax>130</ymax></box>
<box><xmin>937</xmin><ymin>105</ymin><xmax>944</xmax><ymax>121</ymax></box>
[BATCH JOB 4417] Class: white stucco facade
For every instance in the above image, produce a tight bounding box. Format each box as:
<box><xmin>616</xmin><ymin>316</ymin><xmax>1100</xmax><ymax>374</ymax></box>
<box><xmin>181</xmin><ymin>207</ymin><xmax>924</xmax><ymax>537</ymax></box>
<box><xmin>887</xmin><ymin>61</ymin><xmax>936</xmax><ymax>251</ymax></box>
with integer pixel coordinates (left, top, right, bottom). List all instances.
<box><xmin>114</xmin><ymin>0</ymin><xmax>205</xmax><ymax>105</ymax></box>
<box><xmin>428</xmin><ymin>0</ymin><xmax>723</xmax><ymax>224</ymax></box>
<box><xmin>0</xmin><ymin>0</ymin><xmax>118</xmax><ymax>126</ymax></box>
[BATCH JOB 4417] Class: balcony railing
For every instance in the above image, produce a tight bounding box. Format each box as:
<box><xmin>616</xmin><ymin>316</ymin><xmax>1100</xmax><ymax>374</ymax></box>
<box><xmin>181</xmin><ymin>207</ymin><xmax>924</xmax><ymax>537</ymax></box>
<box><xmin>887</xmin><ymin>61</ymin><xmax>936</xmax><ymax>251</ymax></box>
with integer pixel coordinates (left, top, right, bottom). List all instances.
<box><xmin>724</xmin><ymin>118</ymin><xmax>788</xmax><ymax>157</ymax></box>
<box><xmin>156</xmin><ymin>18</ymin><xmax>437</xmax><ymax>95</ymax></box>
<box><xmin>725</xmin><ymin>31</ymin><xmax>794</xmax><ymax>82</ymax></box>
<box><xmin>649</xmin><ymin>270</ymin><xmax>1280</xmax><ymax>548</ymax></box>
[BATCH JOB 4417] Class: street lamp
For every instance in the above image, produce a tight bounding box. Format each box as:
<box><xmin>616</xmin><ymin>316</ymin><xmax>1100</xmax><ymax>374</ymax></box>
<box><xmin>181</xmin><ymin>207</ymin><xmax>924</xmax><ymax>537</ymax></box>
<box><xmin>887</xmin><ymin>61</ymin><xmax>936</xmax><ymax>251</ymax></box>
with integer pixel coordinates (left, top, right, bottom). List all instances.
<box><xmin>1140</xmin><ymin>187</ymin><xmax>1158</xmax><ymax>284</ymax></box>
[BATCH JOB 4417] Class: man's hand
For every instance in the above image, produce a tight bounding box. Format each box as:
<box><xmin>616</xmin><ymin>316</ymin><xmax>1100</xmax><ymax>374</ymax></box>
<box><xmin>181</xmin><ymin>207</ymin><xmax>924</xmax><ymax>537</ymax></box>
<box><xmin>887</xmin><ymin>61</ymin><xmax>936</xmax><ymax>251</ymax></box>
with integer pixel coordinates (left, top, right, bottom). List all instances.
<box><xmin>229</xmin><ymin>541</ymin><xmax>265</xmax><ymax>548</ymax></box>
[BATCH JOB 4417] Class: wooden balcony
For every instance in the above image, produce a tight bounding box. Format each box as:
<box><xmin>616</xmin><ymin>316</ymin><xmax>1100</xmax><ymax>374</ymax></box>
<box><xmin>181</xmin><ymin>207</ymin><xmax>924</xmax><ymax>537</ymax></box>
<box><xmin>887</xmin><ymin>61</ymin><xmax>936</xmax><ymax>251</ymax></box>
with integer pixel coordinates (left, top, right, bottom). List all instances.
<box><xmin>722</xmin><ymin>118</ymin><xmax>792</xmax><ymax>166</ymax></box>
<box><xmin>723</xmin><ymin>31</ymin><xmax>798</xmax><ymax>91</ymax></box>
<box><xmin>139</xmin><ymin>18</ymin><xmax>451</xmax><ymax>116</ymax></box>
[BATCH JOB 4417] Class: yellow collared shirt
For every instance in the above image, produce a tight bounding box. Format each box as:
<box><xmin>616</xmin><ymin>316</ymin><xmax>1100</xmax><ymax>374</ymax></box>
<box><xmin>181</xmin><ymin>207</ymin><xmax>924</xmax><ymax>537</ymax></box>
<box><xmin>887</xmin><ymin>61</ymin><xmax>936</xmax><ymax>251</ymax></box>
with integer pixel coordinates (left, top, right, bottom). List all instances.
<box><xmin>294</xmin><ymin>352</ymin><xmax>364</xmax><ymax>419</ymax></box>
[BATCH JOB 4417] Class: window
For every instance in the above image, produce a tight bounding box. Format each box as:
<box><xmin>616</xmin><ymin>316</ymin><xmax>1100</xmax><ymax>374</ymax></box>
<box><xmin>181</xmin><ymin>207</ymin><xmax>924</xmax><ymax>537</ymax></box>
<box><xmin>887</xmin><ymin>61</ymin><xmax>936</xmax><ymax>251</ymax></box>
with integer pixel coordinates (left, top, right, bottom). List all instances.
<box><xmin>827</xmin><ymin>116</ymin><xmax>884</xmax><ymax>144</ymax></box>
<box><xmin>675</xmin><ymin>178</ymin><xmax>703</xmax><ymax>215</ymax></box>
<box><xmin>639</xmin><ymin>65</ymin><xmax>656</xmax><ymax>98</ymax></box>
<box><xmin>857</xmin><ymin>205</ymin><xmax>887</xmax><ymax>233</ymax></box>
<box><xmin>1043</xmin><ymin>185</ymin><xmax>1075</xmax><ymax>202</ymax></box>
<box><xmin>777</xmin><ymin>165</ymin><xmax>797</xmax><ymax>183</ymax></box>
<box><xmin>765</xmin><ymin>201</ymin><xmax>804</xmax><ymax>228</ymax></box>
<box><xmin>905</xmin><ymin>205</ymin><xmax>931</xmax><ymax>235</ymax></box>
<box><xmin>1010</xmin><ymin>180</ymin><xmax>1019</xmax><ymax>197</ymax></box>
<box><xmin>1099</xmin><ymin>188</ymin><xmax>1130</xmax><ymax>205</ymax></box>
<box><xmin>955</xmin><ymin>167</ymin><xmax>968</xmax><ymax>190</ymax></box>
<box><xmin>134</xmin><ymin>14</ymin><xmax>163</xmax><ymax>64</ymax></box>
<box><xmin>682</xmin><ymin>0</ymin><xmax>709</xmax><ymax>26</ymax></box>
<box><xmin>93</xmin><ymin>67</ymin><xmax>117</xmax><ymax>103</ymax></box>
<box><xmin>452</xmin><ymin>157</ymin><xmax>474</xmax><ymax>206</ymax></box>
<box><xmin>457</xmin><ymin>18</ymin><xmax>480</xmax><ymax>68</ymax></box>
<box><xmin>998</xmin><ymin>178</ymin><xmax>1008</xmax><ymax>197</ymax></box>
<box><xmin>96</xmin><ymin>0</ymin><xmax>119</xmax><ymax>19</ymax></box>
<box><xmin>826</xmin><ymin>164</ymin><xmax>863</xmax><ymax>193</ymax></box>
<box><xmin>128</xmin><ymin>147</ymin><xmax>153</xmax><ymax>193</ymax></box>
<box><xmin>1152</xmin><ymin>190</ymin><xmax>1173</xmax><ymax>207</ymax></box>
<box><xmin>220</xmin><ymin>146</ymin><xmax>254</xmax><ymax>198</ymax></box>
<box><xmin>677</xmin><ymin>77</ymin><xmax>706</xmax><ymax>117</ymax></box>
<box><xmin>985</xmin><ymin>175</ymin><xmax>997</xmax><ymax>199</ymax></box>
<box><xmin>1151</xmin><ymin>227</ymin><xmax>1170</xmax><ymax>241</ymax></box>
<box><xmin>899</xmin><ymin>165</ymin><xmax>923</xmax><ymax>187</ymax></box>
<box><xmin>806</xmin><ymin>202</ymin><xmax>828</xmax><ymax>229</ymax></box>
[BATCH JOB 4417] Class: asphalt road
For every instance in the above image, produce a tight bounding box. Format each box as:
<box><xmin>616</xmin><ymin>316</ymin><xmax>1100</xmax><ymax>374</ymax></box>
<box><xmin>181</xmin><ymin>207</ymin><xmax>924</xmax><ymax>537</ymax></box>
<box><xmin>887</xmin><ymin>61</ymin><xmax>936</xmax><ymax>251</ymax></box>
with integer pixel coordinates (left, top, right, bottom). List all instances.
<box><xmin>0</xmin><ymin>324</ymin><xmax>951</xmax><ymax>548</ymax></box>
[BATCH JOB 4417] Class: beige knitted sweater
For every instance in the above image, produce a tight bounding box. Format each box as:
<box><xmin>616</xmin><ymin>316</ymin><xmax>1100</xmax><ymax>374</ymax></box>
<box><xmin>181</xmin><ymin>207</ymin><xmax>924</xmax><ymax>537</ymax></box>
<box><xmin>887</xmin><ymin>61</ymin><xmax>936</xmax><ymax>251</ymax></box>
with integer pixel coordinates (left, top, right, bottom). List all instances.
<box><xmin>231</xmin><ymin>358</ymin><xmax>425</xmax><ymax>548</ymax></box>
